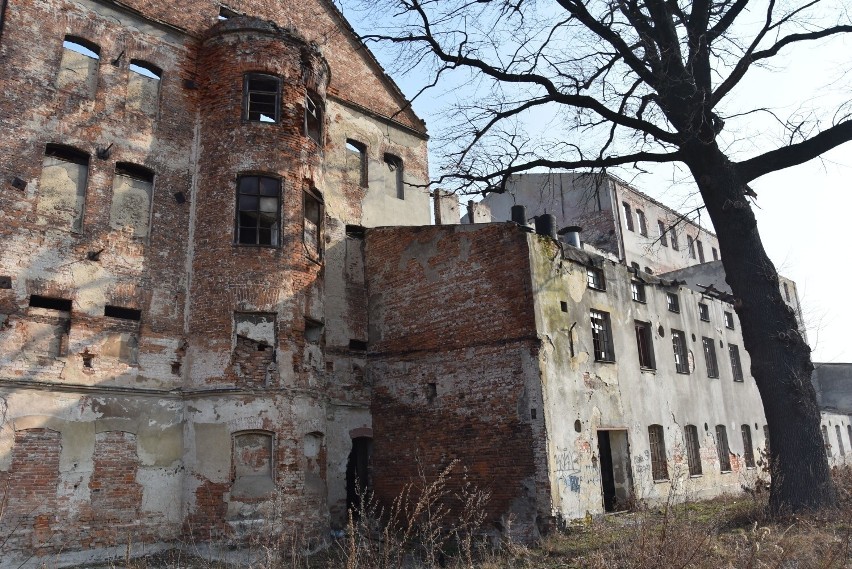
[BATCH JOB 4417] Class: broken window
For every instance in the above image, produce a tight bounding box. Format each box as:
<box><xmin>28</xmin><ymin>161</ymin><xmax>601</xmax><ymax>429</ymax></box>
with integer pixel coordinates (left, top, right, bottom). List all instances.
<box><xmin>698</xmin><ymin>302</ymin><xmax>710</xmax><ymax>322</ymax></box>
<box><xmin>587</xmin><ymin>267</ymin><xmax>605</xmax><ymax>291</ymax></box>
<box><xmin>716</xmin><ymin>425</ymin><xmax>731</xmax><ymax>471</ymax></box>
<box><xmin>384</xmin><ymin>153</ymin><xmax>404</xmax><ymax>199</ymax></box>
<box><xmin>822</xmin><ymin>425</ymin><xmax>831</xmax><ymax>456</ymax></box>
<box><xmin>590</xmin><ymin>309</ymin><xmax>615</xmax><ymax>362</ymax></box>
<box><xmin>724</xmin><ymin>311</ymin><xmax>735</xmax><ymax>329</ymax></box>
<box><xmin>127</xmin><ymin>60</ymin><xmax>162</xmax><ymax>115</ymax></box>
<box><xmin>104</xmin><ymin>305</ymin><xmax>142</xmax><ymax>321</ymax></box>
<box><xmin>741</xmin><ymin>425</ymin><xmax>755</xmax><ymax>467</ymax></box>
<box><xmin>305</xmin><ymin>94</ymin><xmax>323</xmax><ymax>143</ymax></box>
<box><xmin>688</xmin><ymin>235</ymin><xmax>696</xmax><ymax>259</ymax></box>
<box><xmin>631</xmin><ymin>281</ymin><xmax>646</xmax><ymax>303</ymax></box>
<box><xmin>243</xmin><ymin>73</ymin><xmax>280</xmax><ymax>123</ymax></box>
<box><xmin>622</xmin><ymin>202</ymin><xmax>634</xmax><ymax>231</ymax></box>
<box><xmin>37</xmin><ymin>144</ymin><xmax>89</xmax><ymax>232</ymax></box>
<box><xmin>233</xmin><ymin>312</ymin><xmax>276</xmax><ymax>385</ymax></box>
<box><xmin>685</xmin><ymin>425</ymin><xmax>702</xmax><ymax>476</ymax></box>
<box><xmin>696</xmin><ymin>239</ymin><xmax>705</xmax><ymax>262</ymax></box>
<box><xmin>729</xmin><ymin>344</ymin><xmax>744</xmax><ymax>382</ymax></box>
<box><xmin>234</xmin><ymin>312</ymin><xmax>276</xmax><ymax>346</ymax></box>
<box><xmin>836</xmin><ymin>425</ymin><xmax>845</xmax><ymax>457</ymax></box>
<box><xmin>648</xmin><ymin>425</ymin><xmax>668</xmax><ymax>481</ymax></box>
<box><xmin>634</xmin><ymin>320</ymin><xmax>655</xmax><ymax>370</ymax></box>
<box><xmin>218</xmin><ymin>5</ymin><xmax>238</xmax><ymax>19</ymax></box>
<box><xmin>672</xmin><ymin>329</ymin><xmax>689</xmax><ymax>374</ymax></box>
<box><xmin>670</xmin><ymin>226</ymin><xmax>679</xmax><ymax>250</ymax></box>
<box><xmin>667</xmin><ymin>292</ymin><xmax>680</xmax><ymax>313</ymax></box>
<box><xmin>346</xmin><ymin>139</ymin><xmax>368</xmax><ymax>187</ymax></box>
<box><xmin>636</xmin><ymin>209</ymin><xmax>648</xmax><ymax>236</ymax></box>
<box><xmin>236</xmin><ymin>175</ymin><xmax>280</xmax><ymax>246</ymax></box>
<box><xmin>702</xmin><ymin>336</ymin><xmax>719</xmax><ymax>378</ymax></box>
<box><xmin>57</xmin><ymin>36</ymin><xmax>100</xmax><ymax>97</ymax></box>
<box><xmin>232</xmin><ymin>431</ymin><xmax>275</xmax><ymax>498</ymax></box>
<box><xmin>303</xmin><ymin>189</ymin><xmax>323</xmax><ymax>259</ymax></box>
<box><xmin>712</xmin><ymin>247</ymin><xmax>719</xmax><ymax>261</ymax></box>
<box><xmin>110</xmin><ymin>163</ymin><xmax>154</xmax><ymax>237</ymax></box>
<box><xmin>657</xmin><ymin>220</ymin><xmax>668</xmax><ymax>246</ymax></box>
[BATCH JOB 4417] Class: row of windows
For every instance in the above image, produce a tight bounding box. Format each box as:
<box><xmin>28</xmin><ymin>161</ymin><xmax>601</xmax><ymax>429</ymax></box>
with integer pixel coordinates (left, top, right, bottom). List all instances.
<box><xmin>589</xmin><ymin>308</ymin><xmax>744</xmax><ymax>380</ymax></box>
<box><xmin>622</xmin><ymin>202</ymin><xmax>719</xmax><ymax>261</ymax></box>
<box><xmin>242</xmin><ymin>74</ymin><xmax>324</xmax><ymax>144</ymax></box>
<box><xmin>345</xmin><ymin>139</ymin><xmax>406</xmax><ymax>199</ymax></box>
<box><xmin>821</xmin><ymin>424</ymin><xmax>852</xmax><ymax>458</ymax></box>
<box><xmin>648</xmin><ymin>423</ymin><xmax>761</xmax><ymax>481</ymax></box>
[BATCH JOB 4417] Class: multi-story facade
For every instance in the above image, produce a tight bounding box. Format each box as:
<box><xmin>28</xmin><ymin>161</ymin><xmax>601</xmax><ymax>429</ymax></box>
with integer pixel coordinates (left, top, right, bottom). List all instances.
<box><xmin>0</xmin><ymin>0</ymin><xmax>429</xmax><ymax>564</ymax></box>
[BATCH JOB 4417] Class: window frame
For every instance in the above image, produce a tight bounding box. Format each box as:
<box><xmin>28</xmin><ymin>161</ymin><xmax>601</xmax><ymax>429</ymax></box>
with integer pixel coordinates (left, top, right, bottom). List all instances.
<box><xmin>716</xmin><ymin>425</ymin><xmax>732</xmax><ymax>472</ymax></box>
<box><xmin>724</xmin><ymin>311</ymin><xmax>735</xmax><ymax>329</ymax></box>
<box><xmin>648</xmin><ymin>425</ymin><xmax>669</xmax><ymax>481</ymax></box>
<box><xmin>303</xmin><ymin>188</ymin><xmax>323</xmax><ymax>260</ymax></box>
<box><xmin>672</xmin><ymin>329</ymin><xmax>689</xmax><ymax>374</ymax></box>
<box><xmin>622</xmin><ymin>202</ymin><xmax>634</xmax><ymax>231</ymax></box>
<box><xmin>243</xmin><ymin>73</ymin><xmax>281</xmax><ymax>123</ymax></box>
<box><xmin>631</xmin><ymin>281</ymin><xmax>646</xmax><ymax>303</ymax></box>
<box><xmin>657</xmin><ymin>220</ymin><xmax>668</xmax><ymax>246</ymax></box>
<box><xmin>234</xmin><ymin>174</ymin><xmax>281</xmax><ymax>247</ymax></box>
<box><xmin>590</xmin><ymin>309</ymin><xmax>615</xmax><ymax>362</ymax></box>
<box><xmin>698</xmin><ymin>302</ymin><xmax>710</xmax><ymax>322</ymax></box>
<box><xmin>587</xmin><ymin>267</ymin><xmax>606</xmax><ymax>291</ymax></box>
<box><xmin>741</xmin><ymin>425</ymin><xmax>756</xmax><ymax>468</ymax></box>
<box><xmin>696</xmin><ymin>239</ymin><xmax>705</xmax><ymax>262</ymax></box>
<box><xmin>634</xmin><ymin>320</ymin><xmax>656</xmax><ymax>370</ymax></box>
<box><xmin>729</xmin><ymin>344</ymin><xmax>744</xmax><ymax>382</ymax></box>
<box><xmin>305</xmin><ymin>93</ymin><xmax>323</xmax><ymax>143</ymax></box>
<box><xmin>702</xmin><ymin>336</ymin><xmax>719</xmax><ymax>378</ymax></box>
<box><xmin>636</xmin><ymin>209</ymin><xmax>648</xmax><ymax>236</ymax></box>
<box><xmin>670</xmin><ymin>226</ymin><xmax>679</xmax><ymax>250</ymax></box>
<box><xmin>667</xmin><ymin>292</ymin><xmax>680</xmax><ymax>313</ymax></box>
<box><xmin>685</xmin><ymin>424</ymin><xmax>702</xmax><ymax>476</ymax></box>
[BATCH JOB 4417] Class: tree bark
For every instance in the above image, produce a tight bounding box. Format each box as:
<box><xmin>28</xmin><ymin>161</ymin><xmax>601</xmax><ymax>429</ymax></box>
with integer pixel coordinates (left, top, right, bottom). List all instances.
<box><xmin>683</xmin><ymin>141</ymin><xmax>836</xmax><ymax>513</ymax></box>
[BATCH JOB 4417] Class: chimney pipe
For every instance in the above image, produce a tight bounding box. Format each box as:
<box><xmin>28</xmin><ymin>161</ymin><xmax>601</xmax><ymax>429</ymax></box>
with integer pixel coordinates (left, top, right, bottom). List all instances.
<box><xmin>534</xmin><ymin>214</ymin><xmax>557</xmax><ymax>239</ymax></box>
<box><xmin>558</xmin><ymin>225</ymin><xmax>583</xmax><ymax>248</ymax></box>
<box><xmin>510</xmin><ymin>205</ymin><xmax>527</xmax><ymax>225</ymax></box>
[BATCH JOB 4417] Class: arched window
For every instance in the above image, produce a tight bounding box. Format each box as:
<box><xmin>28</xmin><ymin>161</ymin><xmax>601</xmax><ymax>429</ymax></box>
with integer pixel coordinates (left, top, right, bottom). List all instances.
<box><xmin>127</xmin><ymin>60</ymin><xmax>162</xmax><ymax>115</ymax></box>
<box><xmin>57</xmin><ymin>36</ymin><xmax>100</xmax><ymax>96</ymax></box>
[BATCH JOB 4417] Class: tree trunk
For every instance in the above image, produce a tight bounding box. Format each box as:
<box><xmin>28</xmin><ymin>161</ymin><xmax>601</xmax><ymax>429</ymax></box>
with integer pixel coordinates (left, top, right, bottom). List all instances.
<box><xmin>683</xmin><ymin>142</ymin><xmax>836</xmax><ymax>513</ymax></box>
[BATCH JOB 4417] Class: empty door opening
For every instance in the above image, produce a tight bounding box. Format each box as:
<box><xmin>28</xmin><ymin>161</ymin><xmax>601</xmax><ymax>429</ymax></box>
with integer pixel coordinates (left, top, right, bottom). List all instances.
<box><xmin>597</xmin><ymin>429</ymin><xmax>633</xmax><ymax>512</ymax></box>
<box><xmin>346</xmin><ymin>436</ymin><xmax>372</xmax><ymax>516</ymax></box>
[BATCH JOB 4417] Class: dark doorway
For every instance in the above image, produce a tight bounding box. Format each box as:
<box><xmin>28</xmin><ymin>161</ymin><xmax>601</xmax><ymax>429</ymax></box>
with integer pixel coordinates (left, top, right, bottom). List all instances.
<box><xmin>598</xmin><ymin>431</ymin><xmax>616</xmax><ymax>511</ymax></box>
<box><xmin>597</xmin><ymin>429</ymin><xmax>633</xmax><ymax>512</ymax></box>
<box><xmin>346</xmin><ymin>436</ymin><xmax>372</xmax><ymax>516</ymax></box>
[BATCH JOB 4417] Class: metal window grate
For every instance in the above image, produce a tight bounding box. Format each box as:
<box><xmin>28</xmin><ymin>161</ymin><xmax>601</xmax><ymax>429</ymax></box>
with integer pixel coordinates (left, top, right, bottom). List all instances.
<box><xmin>729</xmin><ymin>344</ymin><xmax>744</xmax><ymax>382</ymax></box>
<box><xmin>635</xmin><ymin>321</ymin><xmax>655</xmax><ymax>369</ymax></box>
<box><xmin>685</xmin><ymin>425</ymin><xmax>702</xmax><ymax>476</ymax></box>
<box><xmin>648</xmin><ymin>425</ymin><xmax>668</xmax><ymax>481</ymax></box>
<box><xmin>672</xmin><ymin>329</ymin><xmax>689</xmax><ymax>373</ymax></box>
<box><xmin>703</xmin><ymin>337</ymin><xmax>719</xmax><ymax>378</ymax></box>
<box><xmin>716</xmin><ymin>425</ymin><xmax>731</xmax><ymax>471</ymax></box>
<box><xmin>741</xmin><ymin>425</ymin><xmax>755</xmax><ymax>467</ymax></box>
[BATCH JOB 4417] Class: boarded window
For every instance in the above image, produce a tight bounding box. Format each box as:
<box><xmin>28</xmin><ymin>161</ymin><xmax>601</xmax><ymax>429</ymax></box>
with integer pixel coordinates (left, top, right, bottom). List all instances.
<box><xmin>729</xmin><ymin>344</ymin><xmax>744</xmax><ymax>382</ymax></box>
<box><xmin>232</xmin><ymin>431</ymin><xmax>275</xmax><ymax>497</ymax></box>
<box><xmin>384</xmin><ymin>153</ymin><xmax>404</xmax><ymax>199</ymax></box>
<box><xmin>716</xmin><ymin>425</ymin><xmax>731</xmax><ymax>471</ymax></box>
<box><xmin>837</xmin><ymin>426</ymin><xmax>846</xmax><ymax>456</ymax></box>
<box><xmin>110</xmin><ymin>163</ymin><xmax>154</xmax><ymax>237</ymax></box>
<box><xmin>741</xmin><ymin>425</ymin><xmax>755</xmax><ymax>467</ymax></box>
<box><xmin>648</xmin><ymin>424</ymin><xmax>668</xmax><ymax>481</ymax></box>
<box><xmin>658</xmin><ymin>220</ymin><xmax>668</xmax><ymax>246</ymax></box>
<box><xmin>634</xmin><ymin>320</ymin><xmax>655</xmax><ymax>370</ymax></box>
<box><xmin>243</xmin><ymin>74</ymin><xmax>280</xmax><ymax>123</ymax></box>
<box><xmin>303</xmin><ymin>189</ymin><xmax>323</xmax><ymax>259</ymax></box>
<box><xmin>56</xmin><ymin>36</ymin><xmax>100</xmax><ymax>96</ymax></box>
<box><xmin>305</xmin><ymin>94</ymin><xmax>323</xmax><ymax>143</ymax></box>
<box><xmin>590</xmin><ymin>310</ymin><xmax>615</xmax><ymax>362</ymax></box>
<box><xmin>672</xmin><ymin>329</ymin><xmax>689</xmax><ymax>374</ymax></box>
<box><xmin>127</xmin><ymin>60</ymin><xmax>161</xmax><ymax>115</ymax></box>
<box><xmin>236</xmin><ymin>175</ymin><xmax>280</xmax><ymax>246</ymax></box>
<box><xmin>346</xmin><ymin>140</ymin><xmax>368</xmax><ymax>186</ymax></box>
<box><xmin>37</xmin><ymin>145</ymin><xmax>89</xmax><ymax>232</ymax></box>
<box><xmin>685</xmin><ymin>425</ymin><xmax>702</xmax><ymax>476</ymax></box>
<box><xmin>702</xmin><ymin>336</ymin><xmax>719</xmax><ymax>378</ymax></box>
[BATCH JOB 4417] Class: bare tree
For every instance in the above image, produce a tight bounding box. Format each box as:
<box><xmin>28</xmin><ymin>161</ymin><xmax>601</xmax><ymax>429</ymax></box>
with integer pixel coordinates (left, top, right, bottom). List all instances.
<box><xmin>345</xmin><ymin>0</ymin><xmax>852</xmax><ymax>512</ymax></box>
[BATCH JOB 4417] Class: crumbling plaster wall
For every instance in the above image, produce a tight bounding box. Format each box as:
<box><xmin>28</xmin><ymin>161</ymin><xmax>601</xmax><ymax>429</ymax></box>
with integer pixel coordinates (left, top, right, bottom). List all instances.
<box><xmin>527</xmin><ymin>236</ymin><xmax>769</xmax><ymax>520</ymax></box>
<box><xmin>365</xmin><ymin>224</ymin><xmax>551</xmax><ymax>542</ymax></box>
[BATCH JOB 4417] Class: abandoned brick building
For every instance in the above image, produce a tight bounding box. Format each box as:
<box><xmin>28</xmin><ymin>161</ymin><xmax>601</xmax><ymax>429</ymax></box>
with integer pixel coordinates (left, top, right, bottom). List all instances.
<box><xmin>1</xmin><ymin>0</ymin><xmax>850</xmax><ymax>565</ymax></box>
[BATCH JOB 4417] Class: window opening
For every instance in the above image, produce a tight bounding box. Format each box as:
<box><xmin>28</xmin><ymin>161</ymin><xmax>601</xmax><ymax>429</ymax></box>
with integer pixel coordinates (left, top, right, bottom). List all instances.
<box><xmin>29</xmin><ymin>295</ymin><xmax>72</xmax><ymax>312</ymax></box>
<box><xmin>697</xmin><ymin>239</ymin><xmax>705</xmax><ymax>262</ymax></box>
<box><xmin>716</xmin><ymin>425</ymin><xmax>731</xmax><ymax>471</ymax></box>
<box><xmin>712</xmin><ymin>247</ymin><xmax>719</xmax><ymax>261</ymax></box>
<box><xmin>631</xmin><ymin>281</ymin><xmax>646</xmax><ymax>303</ymax></box>
<box><xmin>685</xmin><ymin>425</ymin><xmax>702</xmax><ymax>475</ymax></box>
<box><xmin>218</xmin><ymin>6</ymin><xmax>238</xmax><ymax>19</ymax></box>
<box><xmin>657</xmin><ymin>220</ymin><xmax>668</xmax><ymax>246</ymax></box>
<box><xmin>236</xmin><ymin>175</ymin><xmax>280</xmax><ymax>246</ymax></box>
<box><xmin>822</xmin><ymin>425</ymin><xmax>831</xmax><ymax>456</ymax></box>
<box><xmin>670</xmin><ymin>226</ymin><xmax>679</xmax><ymax>250</ymax></box>
<box><xmin>783</xmin><ymin>282</ymin><xmax>790</xmax><ymax>302</ymax></box>
<box><xmin>667</xmin><ymin>292</ymin><xmax>680</xmax><ymax>313</ymax></box>
<box><xmin>346</xmin><ymin>436</ymin><xmax>373</xmax><ymax>516</ymax></box>
<box><xmin>702</xmin><ymin>336</ymin><xmax>719</xmax><ymax>378</ymax></box>
<box><xmin>104</xmin><ymin>305</ymin><xmax>141</xmax><ymax>321</ymax></box>
<box><xmin>384</xmin><ymin>153</ymin><xmax>404</xmax><ymax>199</ymax></box>
<box><xmin>63</xmin><ymin>37</ymin><xmax>100</xmax><ymax>59</ymax></box>
<box><xmin>741</xmin><ymin>425</ymin><xmax>755</xmax><ymax>467</ymax></box>
<box><xmin>305</xmin><ymin>94</ymin><xmax>323</xmax><ymax>143</ymax></box>
<box><xmin>303</xmin><ymin>189</ymin><xmax>323</xmax><ymax>259</ymax></box>
<box><xmin>672</xmin><ymin>329</ymin><xmax>689</xmax><ymax>374</ymax></box>
<box><xmin>590</xmin><ymin>310</ymin><xmax>615</xmax><ymax>362</ymax></box>
<box><xmin>304</xmin><ymin>318</ymin><xmax>323</xmax><ymax>344</ymax></box>
<box><xmin>243</xmin><ymin>74</ymin><xmax>280</xmax><ymax>123</ymax></box>
<box><xmin>349</xmin><ymin>339</ymin><xmax>367</xmax><ymax>351</ymax></box>
<box><xmin>724</xmin><ymin>311</ymin><xmax>734</xmax><ymax>329</ymax></box>
<box><xmin>622</xmin><ymin>202</ymin><xmax>634</xmax><ymax>231</ymax></box>
<box><xmin>836</xmin><ymin>425</ymin><xmax>845</xmax><ymax>456</ymax></box>
<box><xmin>698</xmin><ymin>302</ymin><xmax>710</xmax><ymax>321</ymax></box>
<box><xmin>648</xmin><ymin>425</ymin><xmax>668</xmax><ymax>481</ymax></box>
<box><xmin>128</xmin><ymin>60</ymin><xmax>161</xmax><ymax>80</ymax></box>
<box><xmin>345</xmin><ymin>139</ymin><xmax>368</xmax><ymax>187</ymax></box>
<box><xmin>57</xmin><ymin>37</ymin><xmax>100</xmax><ymax>97</ymax></box>
<box><xmin>688</xmin><ymin>235</ymin><xmax>696</xmax><ymax>259</ymax></box>
<box><xmin>729</xmin><ymin>344</ymin><xmax>744</xmax><ymax>382</ymax></box>
<box><xmin>634</xmin><ymin>321</ymin><xmax>655</xmax><ymax>370</ymax></box>
<box><xmin>636</xmin><ymin>209</ymin><xmax>648</xmax><ymax>236</ymax></box>
<box><xmin>587</xmin><ymin>267</ymin><xmax>605</xmax><ymax>290</ymax></box>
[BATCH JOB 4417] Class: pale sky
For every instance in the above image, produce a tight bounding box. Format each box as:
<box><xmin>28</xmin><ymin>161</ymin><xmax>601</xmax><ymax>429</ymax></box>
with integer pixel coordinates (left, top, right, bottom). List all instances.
<box><xmin>340</xmin><ymin>3</ymin><xmax>852</xmax><ymax>363</ymax></box>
